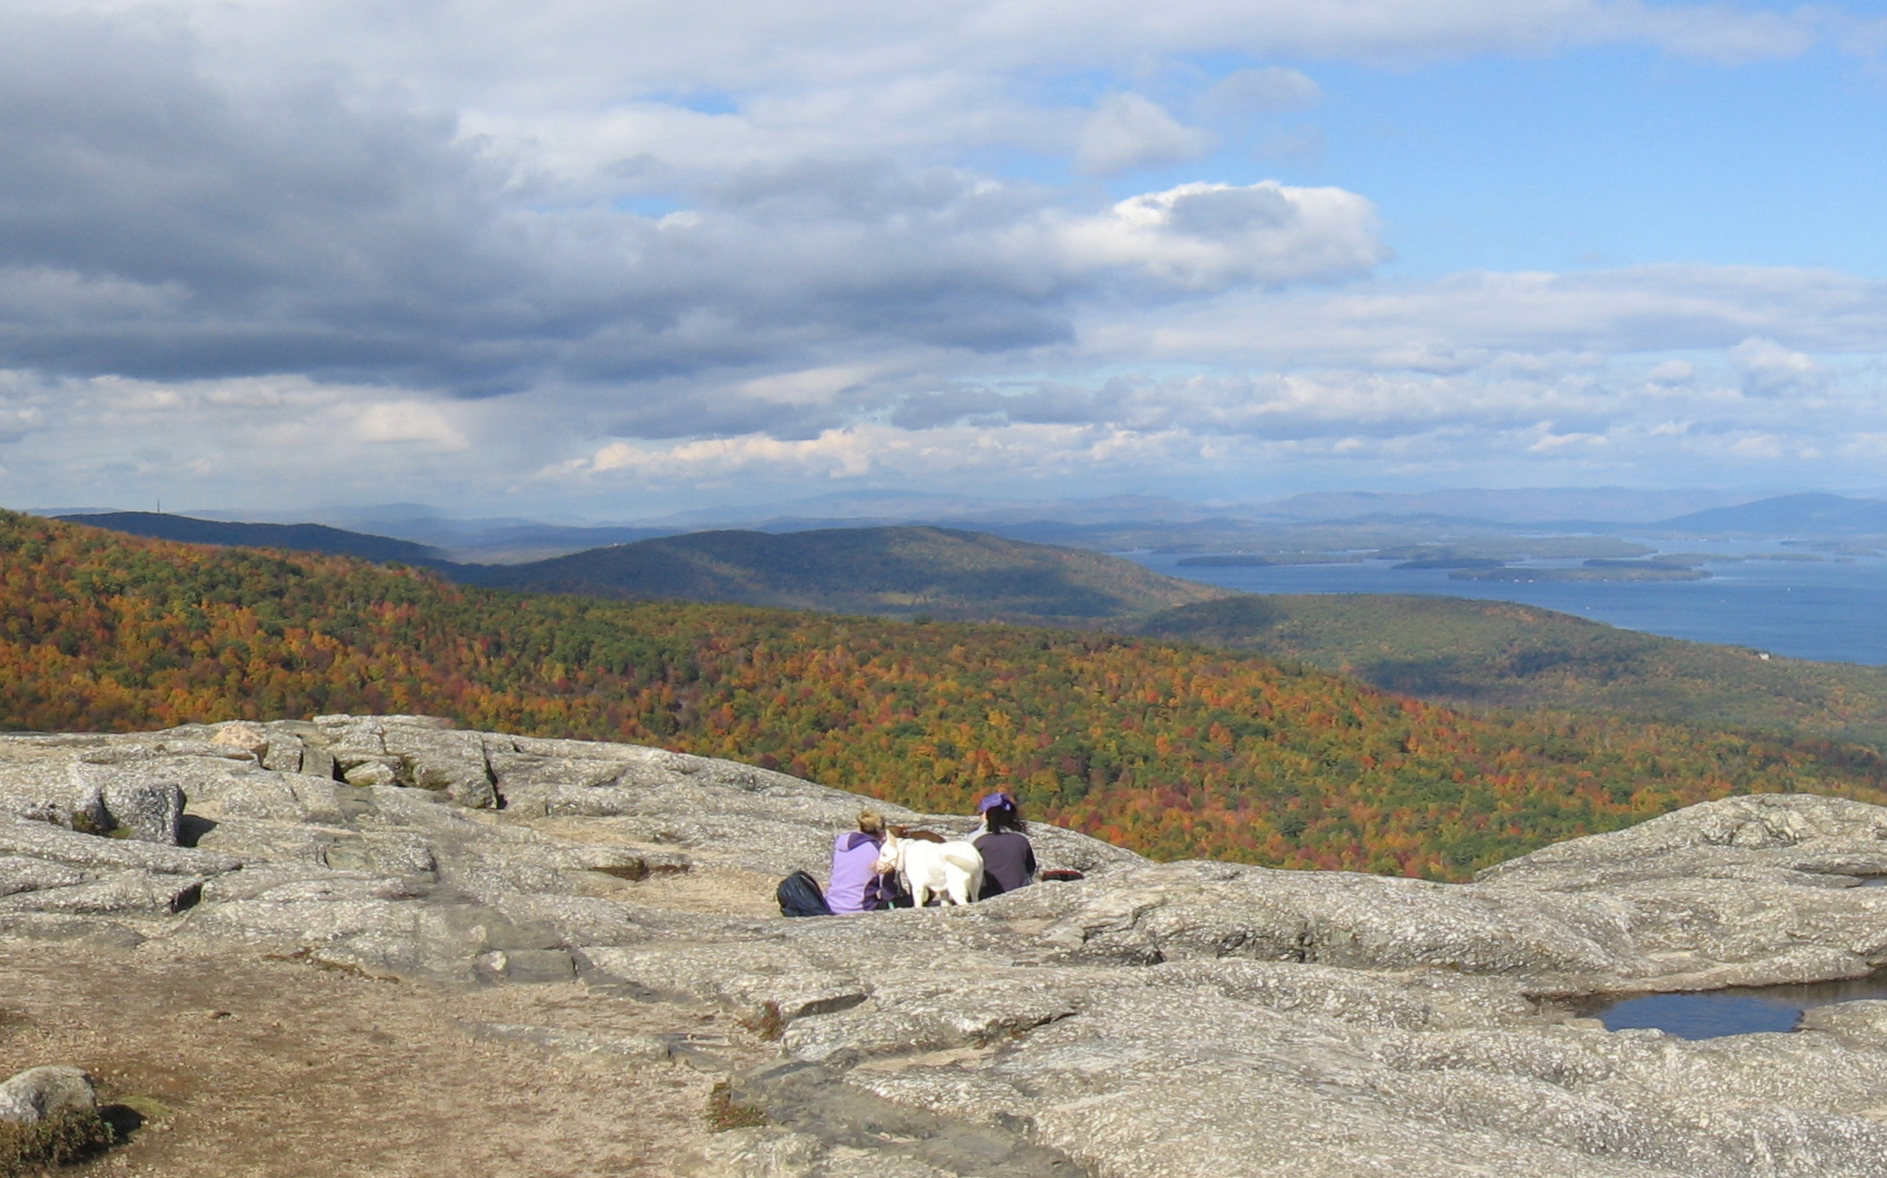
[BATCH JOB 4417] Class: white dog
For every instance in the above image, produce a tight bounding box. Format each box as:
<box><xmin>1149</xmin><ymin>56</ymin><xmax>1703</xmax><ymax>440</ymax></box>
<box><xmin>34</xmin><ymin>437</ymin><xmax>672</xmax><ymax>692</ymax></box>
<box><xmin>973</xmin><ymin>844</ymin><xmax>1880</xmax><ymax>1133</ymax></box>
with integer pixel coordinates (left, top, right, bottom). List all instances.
<box><xmin>874</xmin><ymin>829</ymin><xmax>984</xmax><ymax>906</ymax></box>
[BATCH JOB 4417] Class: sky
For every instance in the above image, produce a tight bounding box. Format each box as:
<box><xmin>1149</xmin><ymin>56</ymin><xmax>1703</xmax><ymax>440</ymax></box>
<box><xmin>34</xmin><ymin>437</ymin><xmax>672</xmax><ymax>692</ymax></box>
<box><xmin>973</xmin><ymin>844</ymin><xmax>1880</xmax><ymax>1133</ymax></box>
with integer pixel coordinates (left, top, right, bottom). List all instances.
<box><xmin>3</xmin><ymin>0</ymin><xmax>1887</xmax><ymax>520</ymax></box>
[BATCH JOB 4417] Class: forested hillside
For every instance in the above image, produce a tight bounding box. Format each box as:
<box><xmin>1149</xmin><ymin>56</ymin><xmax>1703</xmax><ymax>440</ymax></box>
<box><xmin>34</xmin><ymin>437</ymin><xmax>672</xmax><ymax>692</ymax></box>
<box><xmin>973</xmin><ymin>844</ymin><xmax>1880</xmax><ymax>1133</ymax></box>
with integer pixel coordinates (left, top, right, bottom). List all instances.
<box><xmin>57</xmin><ymin>511</ymin><xmax>453</xmax><ymax>567</ymax></box>
<box><xmin>1139</xmin><ymin>594</ymin><xmax>1887</xmax><ymax>751</ymax></box>
<box><xmin>7</xmin><ymin>510</ymin><xmax>1886</xmax><ymax>879</ymax></box>
<box><xmin>467</xmin><ymin>525</ymin><xmax>1226</xmax><ymax>623</ymax></box>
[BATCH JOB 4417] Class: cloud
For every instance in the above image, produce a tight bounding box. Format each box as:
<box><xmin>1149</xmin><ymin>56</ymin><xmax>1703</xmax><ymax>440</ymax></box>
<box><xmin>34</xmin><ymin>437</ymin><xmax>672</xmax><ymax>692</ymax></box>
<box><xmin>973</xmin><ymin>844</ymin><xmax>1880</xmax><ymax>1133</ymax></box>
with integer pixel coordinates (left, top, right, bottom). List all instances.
<box><xmin>157</xmin><ymin>0</ymin><xmax>1824</xmax><ymax>107</ymax></box>
<box><xmin>1075</xmin><ymin>94</ymin><xmax>1214</xmax><ymax>175</ymax></box>
<box><xmin>1056</xmin><ymin>182</ymin><xmax>1386</xmax><ymax>291</ymax></box>
<box><xmin>551</xmin><ymin>420</ymin><xmax>1227</xmax><ymax>488</ymax></box>
<box><xmin>1729</xmin><ymin>335</ymin><xmax>1832</xmax><ymax>398</ymax></box>
<box><xmin>352</xmin><ymin>401</ymin><xmax>471</xmax><ymax>449</ymax></box>
<box><xmin>0</xmin><ymin>7</ymin><xmax>1389</xmax><ymax>416</ymax></box>
<box><xmin>1123</xmin><ymin>266</ymin><xmax>1887</xmax><ymax>366</ymax></box>
<box><xmin>1201</xmin><ymin>68</ymin><xmax>1324</xmax><ymax>118</ymax></box>
<box><xmin>0</xmin><ymin>0</ymin><xmax>1877</xmax><ymax>511</ymax></box>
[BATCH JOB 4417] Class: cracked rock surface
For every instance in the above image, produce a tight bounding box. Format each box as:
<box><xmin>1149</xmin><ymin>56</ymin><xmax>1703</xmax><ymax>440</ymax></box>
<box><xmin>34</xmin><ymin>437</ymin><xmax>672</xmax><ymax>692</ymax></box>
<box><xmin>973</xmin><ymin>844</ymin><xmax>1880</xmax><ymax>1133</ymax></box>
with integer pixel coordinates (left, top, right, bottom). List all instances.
<box><xmin>8</xmin><ymin>717</ymin><xmax>1887</xmax><ymax>1175</ymax></box>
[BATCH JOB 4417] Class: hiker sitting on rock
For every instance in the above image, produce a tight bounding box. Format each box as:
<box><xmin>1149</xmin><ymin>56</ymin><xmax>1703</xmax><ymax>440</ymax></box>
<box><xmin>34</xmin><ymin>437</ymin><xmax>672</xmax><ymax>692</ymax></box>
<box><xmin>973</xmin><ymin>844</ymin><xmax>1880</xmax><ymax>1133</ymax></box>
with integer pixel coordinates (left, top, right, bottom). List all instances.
<box><xmin>828</xmin><ymin>809</ymin><xmax>897</xmax><ymax>913</ymax></box>
<box><xmin>971</xmin><ymin>791</ymin><xmax>1037</xmax><ymax>899</ymax></box>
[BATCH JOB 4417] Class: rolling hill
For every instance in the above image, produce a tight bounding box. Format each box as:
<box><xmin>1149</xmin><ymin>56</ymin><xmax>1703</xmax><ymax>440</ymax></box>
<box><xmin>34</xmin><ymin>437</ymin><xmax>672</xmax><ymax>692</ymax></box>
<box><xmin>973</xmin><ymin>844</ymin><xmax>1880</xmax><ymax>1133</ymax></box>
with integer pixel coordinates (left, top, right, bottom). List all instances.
<box><xmin>58</xmin><ymin>513</ymin><xmax>1227</xmax><ymax>626</ymax></box>
<box><xmin>1653</xmin><ymin>492</ymin><xmax>1887</xmax><ymax>535</ymax></box>
<box><xmin>55</xmin><ymin>511</ymin><xmax>1887</xmax><ymax>759</ymax></box>
<box><xmin>1138</xmin><ymin>593</ymin><xmax>1887</xmax><ymax>751</ymax></box>
<box><xmin>55</xmin><ymin>511</ymin><xmax>453</xmax><ymax>567</ymax></box>
<box><xmin>13</xmin><ymin>508</ymin><xmax>1887</xmax><ymax>879</ymax></box>
<box><xmin>465</xmin><ymin>525</ymin><xmax>1229</xmax><ymax>623</ymax></box>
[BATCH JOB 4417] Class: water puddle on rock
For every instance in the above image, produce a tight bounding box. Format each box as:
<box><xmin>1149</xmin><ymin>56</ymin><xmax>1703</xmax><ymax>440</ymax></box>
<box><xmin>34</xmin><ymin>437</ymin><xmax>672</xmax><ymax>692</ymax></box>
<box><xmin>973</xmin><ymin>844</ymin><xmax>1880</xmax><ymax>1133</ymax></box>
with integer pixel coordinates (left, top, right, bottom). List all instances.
<box><xmin>1592</xmin><ymin>972</ymin><xmax>1887</xmax><ymax>1039</ymax></box>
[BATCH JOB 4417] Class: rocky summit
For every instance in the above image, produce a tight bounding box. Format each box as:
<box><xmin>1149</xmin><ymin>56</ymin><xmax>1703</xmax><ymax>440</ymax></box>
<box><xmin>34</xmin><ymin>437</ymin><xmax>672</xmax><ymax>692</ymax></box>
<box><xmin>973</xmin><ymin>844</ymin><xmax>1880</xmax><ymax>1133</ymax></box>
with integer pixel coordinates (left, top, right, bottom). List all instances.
<box><xmin>9</xmin><ymin>717</ymin><xmax>1887</xmax><ymax>1175</ymax></box>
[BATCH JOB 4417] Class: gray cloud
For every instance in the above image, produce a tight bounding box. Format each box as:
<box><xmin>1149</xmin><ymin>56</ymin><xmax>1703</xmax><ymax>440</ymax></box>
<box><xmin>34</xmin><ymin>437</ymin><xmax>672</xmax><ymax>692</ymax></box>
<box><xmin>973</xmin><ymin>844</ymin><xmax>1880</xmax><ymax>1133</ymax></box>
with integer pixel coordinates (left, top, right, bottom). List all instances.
<box><xmin>1201</xmin><ymin>68</ymin><xmax>1323</xmax><ymax>119</ymax></box>
<box><xmin>1076</xmin><ymin>94</ymin><xmax>1213</xmax><ymax>175</ymax></box>
<box><xmin>0</xmin><ymin>0</ymin><xmax>1876</xmax><ymax>513</ymax></box>
<box><xmin>0</xmin><ymin>10</ymin><xmax>1382</xmax><ymax>421</ymax></box>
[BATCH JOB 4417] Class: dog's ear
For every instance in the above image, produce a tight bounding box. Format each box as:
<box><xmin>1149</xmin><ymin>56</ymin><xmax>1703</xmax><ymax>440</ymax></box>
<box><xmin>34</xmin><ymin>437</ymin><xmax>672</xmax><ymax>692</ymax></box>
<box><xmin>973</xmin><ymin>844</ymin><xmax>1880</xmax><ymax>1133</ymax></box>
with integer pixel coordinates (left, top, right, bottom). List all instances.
<box><xmin>888</xmin><ymin>824</ymin><xmax>908</xmax><ymax>838</ymax></box>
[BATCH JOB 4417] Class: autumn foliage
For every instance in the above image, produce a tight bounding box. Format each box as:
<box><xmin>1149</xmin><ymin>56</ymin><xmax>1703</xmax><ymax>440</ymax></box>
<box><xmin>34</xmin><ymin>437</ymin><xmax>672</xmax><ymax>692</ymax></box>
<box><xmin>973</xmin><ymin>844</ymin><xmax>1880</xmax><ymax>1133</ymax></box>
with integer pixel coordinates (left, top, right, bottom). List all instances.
<box><xmin>6</xmin><ymin>510</ymin><xmax>1886</xmax><ymax>880</ymax></box>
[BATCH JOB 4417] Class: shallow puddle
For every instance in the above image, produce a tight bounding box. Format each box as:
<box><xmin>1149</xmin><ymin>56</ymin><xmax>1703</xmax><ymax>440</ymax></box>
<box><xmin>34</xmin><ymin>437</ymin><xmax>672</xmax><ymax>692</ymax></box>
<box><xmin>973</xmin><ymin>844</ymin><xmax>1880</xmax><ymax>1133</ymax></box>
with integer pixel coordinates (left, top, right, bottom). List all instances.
<box><xmin>1593</xmin><ymin>972</ymin><xmax>1887</xmax><ymax>1039</ymax></box>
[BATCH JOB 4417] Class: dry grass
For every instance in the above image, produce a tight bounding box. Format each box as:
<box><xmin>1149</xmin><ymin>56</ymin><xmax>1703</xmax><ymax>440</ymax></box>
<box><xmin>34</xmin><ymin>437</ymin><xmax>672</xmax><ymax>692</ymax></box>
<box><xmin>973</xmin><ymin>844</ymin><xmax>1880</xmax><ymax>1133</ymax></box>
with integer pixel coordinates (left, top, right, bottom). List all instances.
<box><xmin>704</xmin><ymin>1082</ymin><xmax>768</xmax><ymax>1132</ymax></box>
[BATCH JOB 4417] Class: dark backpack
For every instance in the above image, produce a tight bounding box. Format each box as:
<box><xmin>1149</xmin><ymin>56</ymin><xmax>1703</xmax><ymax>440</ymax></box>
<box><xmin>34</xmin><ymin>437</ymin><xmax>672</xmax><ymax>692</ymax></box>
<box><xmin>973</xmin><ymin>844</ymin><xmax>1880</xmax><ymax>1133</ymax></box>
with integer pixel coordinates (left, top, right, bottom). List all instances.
<box><xmin>776</xmin><ymin>869</ymin><xmax>832</xmax><ymax>917</ymax></box>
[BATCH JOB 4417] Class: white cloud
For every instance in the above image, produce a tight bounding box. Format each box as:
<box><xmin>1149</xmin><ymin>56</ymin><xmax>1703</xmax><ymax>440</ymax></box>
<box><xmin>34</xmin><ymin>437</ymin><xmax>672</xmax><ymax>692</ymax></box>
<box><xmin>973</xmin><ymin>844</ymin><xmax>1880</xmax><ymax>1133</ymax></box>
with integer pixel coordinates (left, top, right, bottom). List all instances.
<box><xmin>1647</xmin><ymin>358</ymin><xmax>1695</xmax><ymax>385</ymax></box>
<box><xmin>1729</xmin><ymin>335</ymin><xmax>1831</xmax><ymax>398</ymax></box>
<box><xmin>736</xmin><ymin>366</ymin><xmax>872</xmax><ymax>406</ymax></box>
<box><xmin>1123</xmin><ymin>266</ymin><xmax>1887</xmax><ymax>366</ymax></box>
<box><xmin>1075</xmin><ymin>94</ymin><xmax>1214</xmax><ymax>176</ymax></box>
<box><xmin>138</xmin><ymin>0</ymin><xmax>1824</xmax><ymax>99</ymax></box>
<box><xmin>552</xmin><ymin>420</ymin><xmax>1231</xmax><ymax>488</ymax></box>
<box><xmin>1056</xmin><ymin>181</ymin><xmax>1386</xmax><ymax>291</ymax></box>
<box><xmin>352</xmin><ymin>400</ymin><xmax>471</xmax><ymax>449</ymax></box>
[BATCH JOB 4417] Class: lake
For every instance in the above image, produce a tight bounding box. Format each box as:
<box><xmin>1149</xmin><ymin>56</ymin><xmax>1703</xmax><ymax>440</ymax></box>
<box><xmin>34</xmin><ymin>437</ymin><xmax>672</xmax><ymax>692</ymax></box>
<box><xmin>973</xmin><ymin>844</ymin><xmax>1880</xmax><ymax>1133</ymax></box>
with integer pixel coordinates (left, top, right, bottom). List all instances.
<box><xmin>1124</xmin><ymin>545</ymin><xmax>1887</xmax><ymax>667</ymax></box>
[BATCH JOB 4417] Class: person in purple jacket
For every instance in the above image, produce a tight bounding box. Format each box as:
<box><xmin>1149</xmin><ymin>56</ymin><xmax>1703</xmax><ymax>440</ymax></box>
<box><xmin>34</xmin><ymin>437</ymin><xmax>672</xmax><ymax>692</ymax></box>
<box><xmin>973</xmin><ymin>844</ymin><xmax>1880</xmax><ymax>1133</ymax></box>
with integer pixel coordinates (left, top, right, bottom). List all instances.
<box><xmin>972</xmin><ymin>791</ymin><xmax>1036</xmax><ymax>899</ymax></box>
<box><xmin>827</xmin><ymin>809</ymin><xmax>896</xmax><ymax>914</ymax></box>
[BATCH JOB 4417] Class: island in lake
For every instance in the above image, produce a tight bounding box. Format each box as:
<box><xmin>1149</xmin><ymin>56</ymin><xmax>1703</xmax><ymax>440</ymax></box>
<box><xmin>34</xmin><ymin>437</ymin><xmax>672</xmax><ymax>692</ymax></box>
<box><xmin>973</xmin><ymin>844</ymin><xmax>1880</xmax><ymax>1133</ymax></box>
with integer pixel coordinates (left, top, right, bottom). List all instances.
<box><xmin>1452</xmin><ymin>559</ymin><xmax>1710</xmax><ymax>583</ymax></box>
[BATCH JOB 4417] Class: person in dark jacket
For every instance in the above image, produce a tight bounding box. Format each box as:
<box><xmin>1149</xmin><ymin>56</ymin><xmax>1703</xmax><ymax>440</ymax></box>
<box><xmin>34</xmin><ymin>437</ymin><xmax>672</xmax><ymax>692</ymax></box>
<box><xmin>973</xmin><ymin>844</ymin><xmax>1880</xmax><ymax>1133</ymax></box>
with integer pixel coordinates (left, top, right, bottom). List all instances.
<box><xmin>971</xmin><ymin>791</ymin><xmax>1036</xmax><ymax>899</ymax></box>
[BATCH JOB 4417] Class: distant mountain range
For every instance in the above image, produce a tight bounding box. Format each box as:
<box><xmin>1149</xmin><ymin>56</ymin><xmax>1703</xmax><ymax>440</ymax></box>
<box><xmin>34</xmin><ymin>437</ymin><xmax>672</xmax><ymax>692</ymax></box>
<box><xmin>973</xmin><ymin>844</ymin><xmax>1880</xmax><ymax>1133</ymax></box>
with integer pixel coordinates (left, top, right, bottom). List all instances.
<box><xmin>463</xmin><ymin>526</ymin><xmax>1227</xmax><ymax>622</ymax></box>
<box><xmin>1652</xmin><ymin>492</ymin><xmax>1887</xmax><ymax>535</ymax></box>
<box><xmin>65</xmin><ymin>489</ymin><xmax>1887</xmax><ymax>565</ymax></box>
<box><xmin>56</xmin><ymin>513</ymin><xmax>1225</xmax><ymax>625</ymax></box>
<box><xmin>55</xmin><ymin>490</ymin><xmax>1887</xmax><ymax>627</ymax></box>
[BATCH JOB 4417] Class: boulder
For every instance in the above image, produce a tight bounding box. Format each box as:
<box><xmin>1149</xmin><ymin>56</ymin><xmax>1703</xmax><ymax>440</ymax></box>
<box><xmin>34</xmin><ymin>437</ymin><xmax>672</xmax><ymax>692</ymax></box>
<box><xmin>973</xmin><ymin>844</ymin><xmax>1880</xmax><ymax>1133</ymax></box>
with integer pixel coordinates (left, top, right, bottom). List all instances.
<box><xmin>100</xmin><ymin>779</ymin><xmax>185</xmax><ymax>844</ymax></box>
<box><xmin>0</xmin><ymin>1065</ymin><xmax>95</xmax><ymax>1124</ymax></box>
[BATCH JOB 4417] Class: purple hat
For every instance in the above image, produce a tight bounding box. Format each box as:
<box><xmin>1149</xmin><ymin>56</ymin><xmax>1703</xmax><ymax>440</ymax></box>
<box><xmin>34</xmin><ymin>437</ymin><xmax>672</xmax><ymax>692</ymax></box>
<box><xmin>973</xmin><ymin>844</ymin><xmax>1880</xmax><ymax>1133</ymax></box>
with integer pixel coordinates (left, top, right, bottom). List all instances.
<box><xmin>975</xmin><ymin>791</ymin><xmax>1016</xmax><ymax>814</ymax></box>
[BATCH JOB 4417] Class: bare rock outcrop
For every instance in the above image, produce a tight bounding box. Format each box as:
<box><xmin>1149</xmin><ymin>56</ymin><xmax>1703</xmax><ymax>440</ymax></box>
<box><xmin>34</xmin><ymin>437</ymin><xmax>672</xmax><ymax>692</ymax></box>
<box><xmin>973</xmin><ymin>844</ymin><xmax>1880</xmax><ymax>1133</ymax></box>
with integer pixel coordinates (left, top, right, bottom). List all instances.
<box><xmin>9</xmin><ymin>716</ymin><xmax>1887</xmax><ymax>1175</ymax></box>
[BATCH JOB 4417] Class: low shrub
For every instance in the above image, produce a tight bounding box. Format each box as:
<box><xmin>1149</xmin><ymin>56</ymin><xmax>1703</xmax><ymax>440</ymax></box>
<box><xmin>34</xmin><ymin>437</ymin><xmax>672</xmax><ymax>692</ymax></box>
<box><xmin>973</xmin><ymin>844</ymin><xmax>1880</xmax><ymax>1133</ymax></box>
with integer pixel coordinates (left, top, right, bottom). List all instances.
<box><xmin>0</xmin><ymin>1108</ymin><xmax>117</xmax><ymax>1175</ymax></box>
<box><xmin>704</xmin><ymin>1081</ymin><xmax>767</xmax><ymax>1132</ymax></box>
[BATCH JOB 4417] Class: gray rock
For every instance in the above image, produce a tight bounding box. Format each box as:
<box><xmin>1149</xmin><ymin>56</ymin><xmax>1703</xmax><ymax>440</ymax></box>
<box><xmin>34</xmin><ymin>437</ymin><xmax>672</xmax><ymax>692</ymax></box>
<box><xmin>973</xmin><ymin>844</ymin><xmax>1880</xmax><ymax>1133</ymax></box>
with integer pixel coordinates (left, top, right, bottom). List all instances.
<box><xmin>20</xmin><ymin>717</ymin><xmax>1887</xmax><ymax>1175</ymax></box>
<box><xmin>384</xmin><ymin>726</ymin><xmax>498</xmax><ymax>809</ymax></box>
<box><xmin>0</xmin><ymin>912</ymin><xmax>147</xmax><ymax>949</ymax></box>
<box><xmin>301</xmin><ymin>746</ymin><xmax>337</xmax><ymax>780</ymax></box>
<box><xmin>341</xmin><ymin>759</ymin><xmax>400</xmax><ymax>788</ymax></box>
<box><xmin>0</xmin><ymin>816</ymin><xmax>241</xmax><ymax>875</ymax></box>
<box><xmin>0</xmin><ymin>1065</ymin><xmax>96</xmax><ymax>1124</ymax></box>
<box><xmin>457</xmin><ymin>1020</ymin><xmax>670</xmax><ymax>1061</ymax></box>
<box><xmin>472</xmin><ymin>948</ymin><xmax>577</xmax><ymax>984</ymax></box>
<box><xmin>0</xmin><ymin>856</ymin><xmax>89</xmax><ymax>896</ymax></box>
<box><xmin>579</xmin><ymin>944</ymin><xmax>869</xmax><ymax>1022</ymax></box>
<box><xmin>0</xmin><ymin>871</ymin><xmax>204</xmax><ymax>915</ymax></box>
<box><xmin>101</xmin><ymin>779</ymin><xmax>185</xmax><ymax>843</ymax></box>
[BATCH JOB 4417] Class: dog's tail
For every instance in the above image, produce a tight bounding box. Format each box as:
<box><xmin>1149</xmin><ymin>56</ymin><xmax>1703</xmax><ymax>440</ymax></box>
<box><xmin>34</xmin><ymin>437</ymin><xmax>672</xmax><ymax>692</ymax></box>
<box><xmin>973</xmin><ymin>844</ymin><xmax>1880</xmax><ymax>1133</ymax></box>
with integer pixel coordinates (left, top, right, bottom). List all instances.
<box><xmin>938</xmin><ymin>843</ymin><xmax>983</xmax><ymax>874</ymax></box>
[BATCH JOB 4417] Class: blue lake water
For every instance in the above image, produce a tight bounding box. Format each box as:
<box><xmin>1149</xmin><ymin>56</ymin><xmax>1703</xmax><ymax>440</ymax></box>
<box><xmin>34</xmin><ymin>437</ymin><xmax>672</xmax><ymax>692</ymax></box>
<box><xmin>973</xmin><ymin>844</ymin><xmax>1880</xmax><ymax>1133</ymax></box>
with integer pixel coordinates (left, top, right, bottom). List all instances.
<box><xmin>1123</xmin><ymin>547</ymin><xmax>1887</xmax><ymax>667</ymax></box>
<box><xmin>1594</xmin><ymin>971</ymin><xmax>1887</xmax><ymax>1039</ymax></box>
